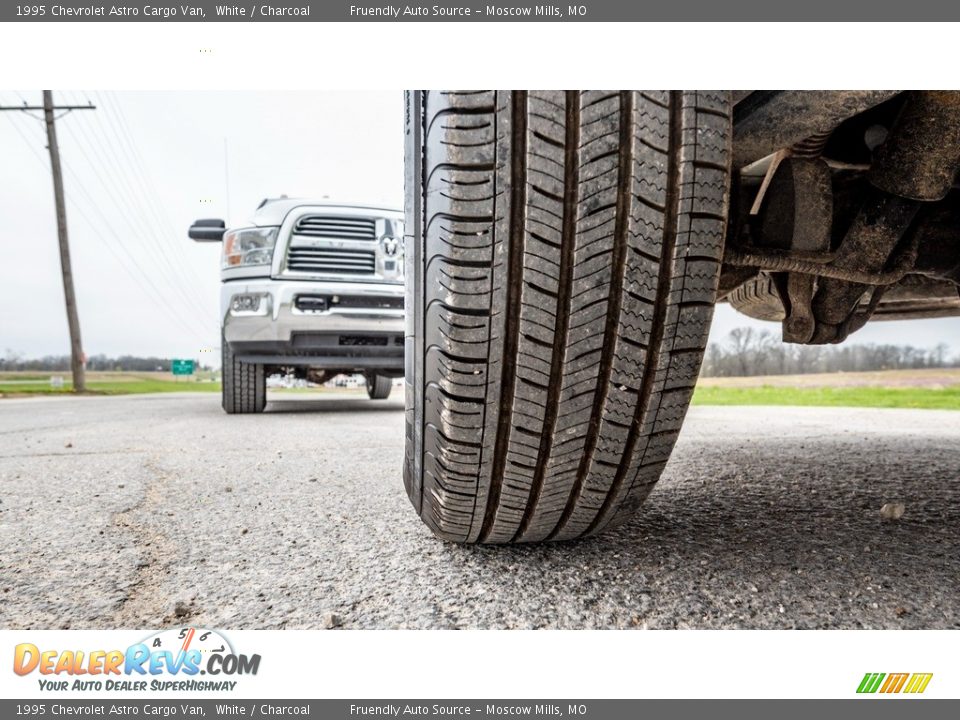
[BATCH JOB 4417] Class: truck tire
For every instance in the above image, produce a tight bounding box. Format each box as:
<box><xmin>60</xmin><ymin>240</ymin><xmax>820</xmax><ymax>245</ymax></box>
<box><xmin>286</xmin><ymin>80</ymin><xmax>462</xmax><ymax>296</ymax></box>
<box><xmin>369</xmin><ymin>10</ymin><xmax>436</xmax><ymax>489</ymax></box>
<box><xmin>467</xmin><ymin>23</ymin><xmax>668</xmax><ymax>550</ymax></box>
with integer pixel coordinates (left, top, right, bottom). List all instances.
<box><xmin>366</xmin><ymin>373</ymin><xmax>393</xmax><ymax>400</ymax></box>
<box><xmin>221</xmin><ymin>334</ymin><xmax>266</xmax><ymax>414</ymax></box>
<box><xmin>728</xmin><ymin>272</ymin><xmax>888</xmax><ymax>322</ymax></box>
<box><xmin>404</xmin><ymin>91</ymin><xmax>732</xmax><ymax>543</ymax></box>
<box><xmin>727</xmin><ymin>273</ymin><xmax>786</xmax><ymax>321</ymax></box>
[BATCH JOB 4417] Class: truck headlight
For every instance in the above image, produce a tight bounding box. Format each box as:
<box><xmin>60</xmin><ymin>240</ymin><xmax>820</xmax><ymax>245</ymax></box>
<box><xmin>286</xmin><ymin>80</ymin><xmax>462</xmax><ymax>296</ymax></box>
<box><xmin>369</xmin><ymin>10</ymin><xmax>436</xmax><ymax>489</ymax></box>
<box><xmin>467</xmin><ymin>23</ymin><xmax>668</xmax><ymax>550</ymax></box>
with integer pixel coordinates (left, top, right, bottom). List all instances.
<box><xmin>222</xmin><ymin>227</ymin><xmax>279</xmax><ymax>269</ymax></box>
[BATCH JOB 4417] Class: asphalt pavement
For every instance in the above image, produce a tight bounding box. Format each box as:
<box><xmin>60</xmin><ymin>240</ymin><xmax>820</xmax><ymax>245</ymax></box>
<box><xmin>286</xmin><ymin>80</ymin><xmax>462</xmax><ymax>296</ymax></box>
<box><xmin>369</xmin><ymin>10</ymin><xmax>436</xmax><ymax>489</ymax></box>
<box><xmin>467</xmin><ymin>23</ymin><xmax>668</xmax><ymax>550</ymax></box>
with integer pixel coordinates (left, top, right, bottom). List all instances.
<box><xmin>0</xmin><ymin>393</ymin><xmax>957</xmax><ymax>629</ymax></box>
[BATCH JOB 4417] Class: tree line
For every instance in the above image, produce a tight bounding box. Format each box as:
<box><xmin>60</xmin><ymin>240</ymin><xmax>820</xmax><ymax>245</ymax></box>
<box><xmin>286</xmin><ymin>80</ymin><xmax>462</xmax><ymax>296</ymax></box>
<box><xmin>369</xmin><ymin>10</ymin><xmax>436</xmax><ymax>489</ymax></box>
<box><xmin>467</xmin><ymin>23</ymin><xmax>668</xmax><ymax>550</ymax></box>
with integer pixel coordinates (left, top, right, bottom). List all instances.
<box><xmin>4</xmin><ymin>332</ymin><xmax>956</xmax><ymax>378</ymax></box>
<box><xmin>701</xmin><ymin>328</ymin><xmax>957</xmax><ymax>377</ymax></box>
<box><xmin>1</xmin><ymin>351</ymin><xmax>208</xmax><ymax>373</ymax></box>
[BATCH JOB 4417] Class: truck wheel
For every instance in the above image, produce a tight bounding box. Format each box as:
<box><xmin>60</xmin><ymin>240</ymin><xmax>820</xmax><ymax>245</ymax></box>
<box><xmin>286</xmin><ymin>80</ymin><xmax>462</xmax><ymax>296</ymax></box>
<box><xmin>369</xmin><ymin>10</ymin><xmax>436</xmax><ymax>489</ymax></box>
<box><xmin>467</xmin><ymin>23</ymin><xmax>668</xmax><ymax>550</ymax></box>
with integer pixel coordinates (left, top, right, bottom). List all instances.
<box><xmin>404</xmin><ymin>91</ymin><xmax>731</xmax><ymax>543</ymax></box>
<box><xmin>366</xmin><ymin>373</ymin><xmax>393</xmax><ymax>400</ymax></box>
<box><xmin>221</xmin><ymin>334</ymin><xmax>266</xmax><ymax>414</ymax></box>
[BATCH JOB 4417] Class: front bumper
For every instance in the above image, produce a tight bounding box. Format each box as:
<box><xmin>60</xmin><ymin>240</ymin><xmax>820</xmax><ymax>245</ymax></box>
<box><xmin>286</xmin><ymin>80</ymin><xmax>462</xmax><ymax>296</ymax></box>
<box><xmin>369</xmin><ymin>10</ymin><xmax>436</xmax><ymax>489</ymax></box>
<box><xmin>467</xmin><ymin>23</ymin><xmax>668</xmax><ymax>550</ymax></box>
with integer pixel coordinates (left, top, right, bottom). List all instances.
<box><xmin>221</xmin><ymin>278</ymin><xmax>405</xmax><ymax>370</ymax></box>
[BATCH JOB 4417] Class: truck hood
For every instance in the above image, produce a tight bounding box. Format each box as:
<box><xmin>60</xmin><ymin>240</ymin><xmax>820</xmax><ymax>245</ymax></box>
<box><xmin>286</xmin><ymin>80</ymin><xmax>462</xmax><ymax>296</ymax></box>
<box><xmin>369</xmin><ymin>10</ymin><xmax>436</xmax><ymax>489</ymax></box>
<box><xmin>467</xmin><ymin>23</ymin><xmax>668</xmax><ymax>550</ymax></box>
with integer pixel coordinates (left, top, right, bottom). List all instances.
<box><xmin>248</xmin><ymin>198</ymin><xmax>402</xmax><ymax>227</ymax></box>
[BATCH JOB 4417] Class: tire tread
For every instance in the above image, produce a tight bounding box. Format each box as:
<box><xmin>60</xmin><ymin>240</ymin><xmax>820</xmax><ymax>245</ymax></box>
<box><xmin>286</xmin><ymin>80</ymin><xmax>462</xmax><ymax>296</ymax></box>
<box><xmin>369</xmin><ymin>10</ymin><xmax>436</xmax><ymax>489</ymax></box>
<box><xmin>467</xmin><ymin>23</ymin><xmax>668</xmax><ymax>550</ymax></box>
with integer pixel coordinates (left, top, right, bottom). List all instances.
<box><xmin>405</xmin><ymin>90</ymin><xmax>731</xmax><ymax>543</ymax></box>
<box><xmin>221</xmin><ymin>333</ymin><xmax>266</xmax><ymax>414</ymax></box>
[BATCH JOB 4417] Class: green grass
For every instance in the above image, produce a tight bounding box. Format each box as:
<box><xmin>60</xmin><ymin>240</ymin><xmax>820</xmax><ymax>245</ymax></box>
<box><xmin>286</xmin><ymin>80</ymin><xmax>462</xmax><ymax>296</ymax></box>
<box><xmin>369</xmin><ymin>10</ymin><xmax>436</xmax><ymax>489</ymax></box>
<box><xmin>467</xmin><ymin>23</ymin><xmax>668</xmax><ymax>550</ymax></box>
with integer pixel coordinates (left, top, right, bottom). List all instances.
<box><xmin>0</xmin><ymin>379</ymin><xmax>220</xmax><ymax>396</ymax></box>
<box><xmin>692</xmin><ymin>384</ymin><xmax>960</xmax><ymax>410</ymax></box>
<box><xmin>0</xmin><ymin>373</ymin><xmax>51</xmax><ymax>382</ymax></box>
<box><xmin>4</xmin><ymin>372</ymin><xmax>959</xmax><ymax>409</ymax></box>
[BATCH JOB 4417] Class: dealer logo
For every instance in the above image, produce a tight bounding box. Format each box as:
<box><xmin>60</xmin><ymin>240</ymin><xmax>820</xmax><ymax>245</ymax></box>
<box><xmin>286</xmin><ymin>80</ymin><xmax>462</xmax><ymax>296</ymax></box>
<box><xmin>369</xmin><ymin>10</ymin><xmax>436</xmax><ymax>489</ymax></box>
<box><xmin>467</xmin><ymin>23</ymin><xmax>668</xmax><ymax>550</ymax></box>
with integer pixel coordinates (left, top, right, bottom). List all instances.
<box><xmin>857</xmin><ymin>672</ymin><xmax>933</xmax><ymax>694</ymax></box>
<box><xmin>13</xmin><ymin>627</ymin><xmax>260</xmax><ymax>692</ymax></box>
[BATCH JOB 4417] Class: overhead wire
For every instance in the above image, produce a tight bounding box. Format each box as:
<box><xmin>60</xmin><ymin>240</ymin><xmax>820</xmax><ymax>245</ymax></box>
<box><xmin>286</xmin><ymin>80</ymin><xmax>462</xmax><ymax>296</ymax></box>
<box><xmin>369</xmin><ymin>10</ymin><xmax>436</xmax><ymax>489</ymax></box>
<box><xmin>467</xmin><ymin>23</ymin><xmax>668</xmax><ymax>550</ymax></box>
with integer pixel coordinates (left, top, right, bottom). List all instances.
<box><xmin>4</xmin><ymin>106</ymin><xmax>212</xmax><ymax>343</ymax></box>
<box><xmin>56</xmin><ymin>112</ymin><xmax>214</xmax><ymax>319</ymax></box>
<box><xmin>84</xmin><ymin>90</ymin><xmax>215</xmax><ymax>296</ymax></box>
<box><xmin>2</xmin><ymin>98</ymin><xmax>215</xmax><ymax>345</ymax></box>
<box><xmin>98</xmin><ymin>90</ymin><xmax>214</xmax><ymax>291</ymax></box>
<box><xmin>58</xmin><ymin>90</ymin><xmax>213</xmax><ymax>312</ymax></box>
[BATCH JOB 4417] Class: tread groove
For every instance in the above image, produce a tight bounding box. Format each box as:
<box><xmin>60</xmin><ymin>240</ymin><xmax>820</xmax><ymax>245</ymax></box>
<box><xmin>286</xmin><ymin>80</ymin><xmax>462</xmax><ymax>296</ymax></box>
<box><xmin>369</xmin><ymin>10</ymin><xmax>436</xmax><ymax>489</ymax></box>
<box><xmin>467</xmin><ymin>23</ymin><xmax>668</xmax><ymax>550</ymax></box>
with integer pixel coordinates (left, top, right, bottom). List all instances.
<box><xmin>513</xmin><ymin>91</ymin><xmax>581</xmax><ymax>543</ymax></box>
<box><xmin>548</xmin><ymin>91</ymin><xmax>632</xmax><ymax>540</ymax></box>
<box><xmin>478</xmin><ymin>91</ymin><xmax>527</xmax><ymax>543</ymax></box>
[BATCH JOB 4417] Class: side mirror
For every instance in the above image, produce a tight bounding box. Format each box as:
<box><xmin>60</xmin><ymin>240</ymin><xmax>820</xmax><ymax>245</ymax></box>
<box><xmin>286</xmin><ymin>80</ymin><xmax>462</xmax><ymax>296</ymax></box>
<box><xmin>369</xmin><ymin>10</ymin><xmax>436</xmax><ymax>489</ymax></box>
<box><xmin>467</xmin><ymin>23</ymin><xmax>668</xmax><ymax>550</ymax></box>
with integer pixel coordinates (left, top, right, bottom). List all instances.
<box><xmin>189</xmin><ymin>218</ymin><xmax>226</xmax><ymax>242</ymax></box>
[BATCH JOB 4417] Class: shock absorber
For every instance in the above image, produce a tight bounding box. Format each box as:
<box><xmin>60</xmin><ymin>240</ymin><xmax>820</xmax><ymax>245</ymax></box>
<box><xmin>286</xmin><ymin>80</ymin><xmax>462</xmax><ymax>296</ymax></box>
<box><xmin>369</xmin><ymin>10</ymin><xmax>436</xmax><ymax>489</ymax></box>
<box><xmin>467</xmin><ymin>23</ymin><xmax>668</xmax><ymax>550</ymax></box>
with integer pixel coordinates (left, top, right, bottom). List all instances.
<box><xmin>810</xmin><ymin>91</ymin><xmax>960</xmax><ymax>343</ymax></box>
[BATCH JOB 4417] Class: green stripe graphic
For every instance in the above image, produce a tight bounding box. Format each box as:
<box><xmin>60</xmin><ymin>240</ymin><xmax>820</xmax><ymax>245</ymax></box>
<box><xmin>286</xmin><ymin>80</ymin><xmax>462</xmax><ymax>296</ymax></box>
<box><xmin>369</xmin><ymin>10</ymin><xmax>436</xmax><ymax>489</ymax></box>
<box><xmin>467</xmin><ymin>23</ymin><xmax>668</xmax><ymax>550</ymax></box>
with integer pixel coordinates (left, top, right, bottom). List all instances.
<box><xmin>856</xmin><ymin>673</ymin><xmax>886</xmax><ymax>693</ymax></box>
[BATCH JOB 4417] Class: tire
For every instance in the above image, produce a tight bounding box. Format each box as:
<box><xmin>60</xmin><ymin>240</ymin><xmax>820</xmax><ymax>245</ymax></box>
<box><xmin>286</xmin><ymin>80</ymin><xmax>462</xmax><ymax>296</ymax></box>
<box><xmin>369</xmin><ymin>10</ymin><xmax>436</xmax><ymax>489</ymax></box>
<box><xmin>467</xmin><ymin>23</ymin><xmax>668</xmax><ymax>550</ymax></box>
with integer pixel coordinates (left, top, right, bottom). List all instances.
<box><xmin>221</xmin><ymin>333</ymin><xmax>266</xmax><ymax>414</ymax></box>
<box><xmin>727</xmin><ymin>272</ymin><xmax>907</xmax><ymax>322</ymax></box>
<box><xmin>404</xmin><ymin>91</ymin><xmax>732</xmax><ymax>544</ymax></box>
<box><xmin>366</xmin><ymin>373</ymin><xmax>393</xmax><ymax>400</ymax></box>
<box><xmin>727</xmin><ymin>273</ymin><xmax>787</xmax><ymax>321</ymax></box>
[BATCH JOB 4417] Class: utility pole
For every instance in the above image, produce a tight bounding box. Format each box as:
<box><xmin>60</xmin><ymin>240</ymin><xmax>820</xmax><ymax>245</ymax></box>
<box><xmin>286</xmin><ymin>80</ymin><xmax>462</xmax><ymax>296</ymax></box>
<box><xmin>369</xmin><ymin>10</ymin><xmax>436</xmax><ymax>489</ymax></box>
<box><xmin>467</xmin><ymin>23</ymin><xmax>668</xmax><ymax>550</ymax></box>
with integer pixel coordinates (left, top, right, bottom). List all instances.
<box><xmin>1</xmin><ymin>92</ymin><xmax>95</xmax><ymax>392</ymax></box>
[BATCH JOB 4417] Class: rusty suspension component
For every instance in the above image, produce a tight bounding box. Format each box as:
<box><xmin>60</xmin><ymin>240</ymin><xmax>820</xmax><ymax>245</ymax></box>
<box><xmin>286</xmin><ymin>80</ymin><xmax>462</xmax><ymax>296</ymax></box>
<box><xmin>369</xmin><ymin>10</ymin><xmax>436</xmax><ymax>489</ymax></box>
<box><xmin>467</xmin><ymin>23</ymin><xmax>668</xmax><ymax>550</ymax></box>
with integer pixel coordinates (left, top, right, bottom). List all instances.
<box><xmin>723</xmin><ymin>239</ymin><xmax>919</xmax><ymax>286</ymax></box>
<box><xmin>810</xmin><ymin>91</ymin><xmax>960</xmax><ymax>343</ymax></box>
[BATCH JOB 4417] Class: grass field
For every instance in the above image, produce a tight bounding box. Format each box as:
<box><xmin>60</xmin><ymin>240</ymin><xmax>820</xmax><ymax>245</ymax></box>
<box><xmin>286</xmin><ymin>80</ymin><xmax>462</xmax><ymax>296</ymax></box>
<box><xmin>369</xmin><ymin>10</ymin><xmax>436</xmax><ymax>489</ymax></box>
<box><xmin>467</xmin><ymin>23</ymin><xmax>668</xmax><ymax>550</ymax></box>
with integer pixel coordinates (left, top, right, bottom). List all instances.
<box><xmin>692</xmin><ymin>384</ymin><xmax>960</xmax><ymax>410</ymax></box>
<box><xmin>694</xmin><ymin>368</ymin><xmax>960</xmax><ymax>409</ymax></box>
<box><xmin>3</xmin><ymin>369</ymin><xmax>959</xmax><ymax>409</ymax></box>
<box><xmin>0</xmin><ymin>371</ymin><xmax>219</xmax><ymax>397</ymax></box>
<box><xmin>697</xmin><ymin>367</ymin><xmax>960</xmax><ymax>389</ymax></box>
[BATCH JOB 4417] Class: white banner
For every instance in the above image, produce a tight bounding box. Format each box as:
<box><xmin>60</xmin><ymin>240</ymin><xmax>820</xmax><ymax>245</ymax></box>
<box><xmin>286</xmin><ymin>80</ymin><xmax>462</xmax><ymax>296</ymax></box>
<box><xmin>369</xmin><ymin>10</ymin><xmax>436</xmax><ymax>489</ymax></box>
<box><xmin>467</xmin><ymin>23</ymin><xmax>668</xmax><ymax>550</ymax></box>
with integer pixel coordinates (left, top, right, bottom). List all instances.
<box><xmin>0</xmin><ymin>629</ymin><xmax>954</xmax><ymax>699</ymax></box>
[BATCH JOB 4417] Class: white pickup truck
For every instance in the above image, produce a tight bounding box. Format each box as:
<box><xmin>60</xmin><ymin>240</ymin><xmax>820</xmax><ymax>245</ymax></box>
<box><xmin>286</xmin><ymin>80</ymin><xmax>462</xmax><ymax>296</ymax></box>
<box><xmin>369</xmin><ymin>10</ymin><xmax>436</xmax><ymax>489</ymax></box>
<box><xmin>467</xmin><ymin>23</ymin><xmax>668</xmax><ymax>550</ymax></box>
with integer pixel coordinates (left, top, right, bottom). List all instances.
<box><xmin>190</xmin><ymin>198</ymin><xmax>405</xmax><ymax>413</ymax></box>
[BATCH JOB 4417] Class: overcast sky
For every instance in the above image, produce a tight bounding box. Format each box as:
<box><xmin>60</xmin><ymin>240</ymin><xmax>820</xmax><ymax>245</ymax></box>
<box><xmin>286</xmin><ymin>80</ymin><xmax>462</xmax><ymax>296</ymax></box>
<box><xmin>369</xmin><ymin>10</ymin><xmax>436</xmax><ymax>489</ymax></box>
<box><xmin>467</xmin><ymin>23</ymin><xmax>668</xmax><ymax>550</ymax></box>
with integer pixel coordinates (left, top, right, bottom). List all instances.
<box><xmin>1</xmin><ymin>90</ymin><xmax>958</xmax><ymax>363</ymax></box>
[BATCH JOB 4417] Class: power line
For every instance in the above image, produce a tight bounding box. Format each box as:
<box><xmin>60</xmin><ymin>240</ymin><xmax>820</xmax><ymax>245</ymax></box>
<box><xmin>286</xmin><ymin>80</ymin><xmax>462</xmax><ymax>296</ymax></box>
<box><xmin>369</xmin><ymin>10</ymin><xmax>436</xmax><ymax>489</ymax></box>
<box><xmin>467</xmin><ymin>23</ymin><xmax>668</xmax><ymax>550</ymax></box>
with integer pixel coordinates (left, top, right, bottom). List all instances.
<box><xmin>59</xmin><ymin>158</ymin><xmax>217</xmax><ymax>342</ymax></box>
<box><xmin>85</xmin><ymin>90</ymin><xmax>213</xmax><ymax>296</ymax></box>
<box><xmin>99</xmin><ymin>90</ymin><xmax>213</xmax><ymax>292</ymax></box>
<box><xmin>2</xmin><ymin>107</ymin><xmax>215</xmax><ymax>346</ymax></box>
<box><xmin>4</xmin><ymin>91</ymin><xmax>220</xmax><ymax>345</ymax></box>
<box><xmin>59</xmin><ymin>91</ymin><xmax>212</xmax><ymax>313</ymax></box>
<box><xmin>3</xmin><ymin>109</ymin><xmax>213</xmax><ymax>344</ymax></box>
<box><xmin>56</xmin><ymin>113</ymin><xmax>212</xmax><ymax>316</ymax></box>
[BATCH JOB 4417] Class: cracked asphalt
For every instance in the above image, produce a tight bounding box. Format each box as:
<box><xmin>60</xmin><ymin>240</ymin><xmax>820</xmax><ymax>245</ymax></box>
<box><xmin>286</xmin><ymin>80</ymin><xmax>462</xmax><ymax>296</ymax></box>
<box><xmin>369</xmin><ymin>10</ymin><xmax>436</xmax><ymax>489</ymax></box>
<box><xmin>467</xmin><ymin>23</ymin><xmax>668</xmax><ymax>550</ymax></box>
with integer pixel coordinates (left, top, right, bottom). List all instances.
<box><xmin>0</xmin><ymin>393</ymin><xmax>957</xmax><ymax>629</ymax></box>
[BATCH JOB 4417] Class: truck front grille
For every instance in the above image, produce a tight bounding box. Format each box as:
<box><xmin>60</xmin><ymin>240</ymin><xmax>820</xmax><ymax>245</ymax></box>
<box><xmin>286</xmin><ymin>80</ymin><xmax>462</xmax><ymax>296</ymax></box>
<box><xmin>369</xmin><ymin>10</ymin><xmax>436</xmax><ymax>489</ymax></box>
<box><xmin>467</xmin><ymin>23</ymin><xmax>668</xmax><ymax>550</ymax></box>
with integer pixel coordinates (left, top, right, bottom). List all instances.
<box><xmin>293</xmin><ymin>215</ymin><xmax>377</xmax><ymax>241</ymax></box>
<box><xmin>286</xmin><ymin>247</ymin><xmax>376</xmax><ymax>275</ymax></box>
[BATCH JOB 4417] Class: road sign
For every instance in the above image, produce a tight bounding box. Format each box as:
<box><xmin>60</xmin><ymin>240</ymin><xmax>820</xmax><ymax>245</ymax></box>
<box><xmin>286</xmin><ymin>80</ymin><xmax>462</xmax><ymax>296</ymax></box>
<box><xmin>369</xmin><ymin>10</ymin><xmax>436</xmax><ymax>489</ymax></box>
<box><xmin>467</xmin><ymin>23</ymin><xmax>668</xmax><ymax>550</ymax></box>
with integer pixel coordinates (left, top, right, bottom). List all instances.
<box><xmin>172</xmin><ymin>359</ymin><xmax>195</xmax><ymax>376</ymax></box>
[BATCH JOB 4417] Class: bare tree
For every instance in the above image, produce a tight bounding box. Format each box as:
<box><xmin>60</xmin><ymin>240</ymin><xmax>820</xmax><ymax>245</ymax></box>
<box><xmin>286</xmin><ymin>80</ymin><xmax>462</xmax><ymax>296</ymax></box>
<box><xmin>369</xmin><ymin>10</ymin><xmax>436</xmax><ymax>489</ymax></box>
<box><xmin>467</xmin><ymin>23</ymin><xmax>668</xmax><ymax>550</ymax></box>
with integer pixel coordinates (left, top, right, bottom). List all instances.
<box><xmin>701</xmin><ymin>328</ymin><xmax>958</xmax><ymax>378</ymax></box>
<box><xmin>727</xmin><ymin>327</ymin><xmax>755</xmax><ymax>376</ymax></box>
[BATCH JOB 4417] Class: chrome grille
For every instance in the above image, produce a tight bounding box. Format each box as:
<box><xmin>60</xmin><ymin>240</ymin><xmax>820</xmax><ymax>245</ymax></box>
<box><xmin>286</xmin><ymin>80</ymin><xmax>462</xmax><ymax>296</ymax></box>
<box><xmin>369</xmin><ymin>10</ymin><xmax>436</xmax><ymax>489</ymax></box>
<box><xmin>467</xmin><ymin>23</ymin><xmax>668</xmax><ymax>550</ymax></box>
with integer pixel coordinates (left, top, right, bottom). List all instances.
<box><xmin>286</xmin><ymin>247</ymin><xmax>376</xmax><ymax>275</ymax></box>
<box><xmin>293</xmin><ymin>215</ymin><xmax>377</xmax><ymax>240</ymax></box>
